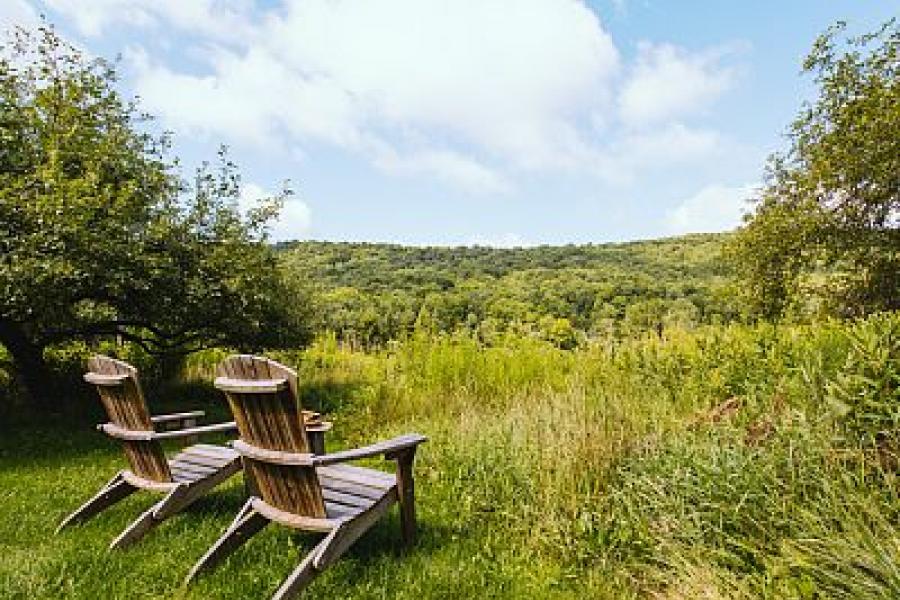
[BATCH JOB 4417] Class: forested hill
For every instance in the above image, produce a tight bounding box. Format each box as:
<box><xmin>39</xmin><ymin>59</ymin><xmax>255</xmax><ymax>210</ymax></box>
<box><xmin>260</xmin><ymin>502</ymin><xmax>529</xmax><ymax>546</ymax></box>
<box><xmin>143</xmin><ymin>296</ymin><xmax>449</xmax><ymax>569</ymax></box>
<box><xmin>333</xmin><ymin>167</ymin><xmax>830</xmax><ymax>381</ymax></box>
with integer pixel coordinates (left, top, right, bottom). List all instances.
<box><xmin>278</xmin><ymin>233</ymin><xmax>739</xmax><ymax>347</ymax></box>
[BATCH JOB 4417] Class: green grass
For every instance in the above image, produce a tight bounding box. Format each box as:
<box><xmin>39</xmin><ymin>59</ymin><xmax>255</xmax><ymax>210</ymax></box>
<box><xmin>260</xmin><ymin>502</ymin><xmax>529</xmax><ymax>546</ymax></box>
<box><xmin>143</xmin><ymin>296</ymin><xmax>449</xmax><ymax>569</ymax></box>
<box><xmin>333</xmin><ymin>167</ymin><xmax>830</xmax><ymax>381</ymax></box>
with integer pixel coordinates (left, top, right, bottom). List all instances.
<box><xmin>1</xmin><ymin>315</ymin><xmax>898</xmax><ymax>598</ymax></box>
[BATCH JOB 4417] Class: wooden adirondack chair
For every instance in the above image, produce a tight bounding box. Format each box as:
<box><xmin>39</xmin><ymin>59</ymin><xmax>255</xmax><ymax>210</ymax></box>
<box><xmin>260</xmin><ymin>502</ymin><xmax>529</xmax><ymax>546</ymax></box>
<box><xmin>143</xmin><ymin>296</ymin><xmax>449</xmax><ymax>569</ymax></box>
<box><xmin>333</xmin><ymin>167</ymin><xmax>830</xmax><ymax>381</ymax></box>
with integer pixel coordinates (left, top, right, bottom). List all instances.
<box><xmin>186</xmin><ymin>355</ymin><xmax>427</xmax><ymax>600</ymax></box>
<box><xmin>57</xmin><ymin>355</ymin><xmax>242</xmax><ymax>549</ymax></box>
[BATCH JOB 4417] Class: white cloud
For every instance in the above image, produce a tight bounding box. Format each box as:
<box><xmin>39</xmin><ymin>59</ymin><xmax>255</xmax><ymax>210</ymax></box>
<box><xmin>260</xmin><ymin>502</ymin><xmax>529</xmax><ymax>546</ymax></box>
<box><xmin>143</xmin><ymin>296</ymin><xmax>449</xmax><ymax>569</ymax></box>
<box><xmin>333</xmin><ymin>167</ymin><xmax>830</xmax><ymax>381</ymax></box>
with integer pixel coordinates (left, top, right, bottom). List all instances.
<box><xmin>0</xmin><ymin>0</ymin><xmax>40</xmax><ymax>34</ymax></box>
<box><xmin>35</xmin><ymin>0</ymin><xmax>744</xmax><ymax>193</ymax></box>
<box><xmin>123</xmin><ymin>0</ymin><xmax>623</xmax><ymax>190</ymax></box>
<box><xmin>42</xmin><ymin>0</ymin><xmax>258</xmax><ymax>41</ymax></box>
<box><xmin>619</xmin><ymin>42</ymin><xmax>736</xmax><ymax>127</ymax></box>
<box><xmin>373</xmin><ymin>147</ymin><xmax>511</xmax><ymax>195</ymax></box>
<box><xmin>596</xmin><ymin>122</ymin><xmax>721</xmax><ymax>184</ymax></box>
<box><xmin>666</xmin><ymin>182</ymin><xmax>757</xmax><ymax>235</ymax></box>
<box><xmin>240</xmin><ymin>183</ymin><xmax>312</xmax><ymax>243</ymax></box>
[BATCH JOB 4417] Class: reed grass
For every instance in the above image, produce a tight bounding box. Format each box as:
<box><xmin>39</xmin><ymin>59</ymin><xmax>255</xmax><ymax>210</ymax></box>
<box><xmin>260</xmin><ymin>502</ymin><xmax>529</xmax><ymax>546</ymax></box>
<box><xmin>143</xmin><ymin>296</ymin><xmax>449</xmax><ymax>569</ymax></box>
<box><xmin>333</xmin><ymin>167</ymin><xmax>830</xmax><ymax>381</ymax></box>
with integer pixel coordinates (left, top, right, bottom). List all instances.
<box><xmin>1</xmin><ymin>315</ymin><xmax>897</xmax><ymax>598</ymax></box>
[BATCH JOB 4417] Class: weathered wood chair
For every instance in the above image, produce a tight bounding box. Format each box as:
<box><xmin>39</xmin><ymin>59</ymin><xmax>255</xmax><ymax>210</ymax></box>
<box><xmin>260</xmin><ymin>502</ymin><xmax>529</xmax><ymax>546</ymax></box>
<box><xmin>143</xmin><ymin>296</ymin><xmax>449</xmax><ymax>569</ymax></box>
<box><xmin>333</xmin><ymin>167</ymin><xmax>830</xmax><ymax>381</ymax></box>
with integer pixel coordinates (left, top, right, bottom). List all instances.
<box><xmin>57</xmin><ymin>355</ymin><xmax>242</xmax><ymax>549</ymax></box>
<box><xmin>186</xmin><ymin>355</ymin><xmax>427</xmax><ymax>599</ymax></box>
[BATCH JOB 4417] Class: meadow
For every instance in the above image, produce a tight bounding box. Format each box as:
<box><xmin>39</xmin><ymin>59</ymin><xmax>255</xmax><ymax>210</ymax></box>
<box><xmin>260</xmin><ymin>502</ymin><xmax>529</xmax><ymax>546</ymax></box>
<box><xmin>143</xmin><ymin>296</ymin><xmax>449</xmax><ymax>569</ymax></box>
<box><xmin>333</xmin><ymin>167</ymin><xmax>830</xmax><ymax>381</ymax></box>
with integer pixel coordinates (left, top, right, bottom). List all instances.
<box><xmin>2</xmin><ymin>314</ymin><xmax>897</xmax><ymax>599</ymax></box>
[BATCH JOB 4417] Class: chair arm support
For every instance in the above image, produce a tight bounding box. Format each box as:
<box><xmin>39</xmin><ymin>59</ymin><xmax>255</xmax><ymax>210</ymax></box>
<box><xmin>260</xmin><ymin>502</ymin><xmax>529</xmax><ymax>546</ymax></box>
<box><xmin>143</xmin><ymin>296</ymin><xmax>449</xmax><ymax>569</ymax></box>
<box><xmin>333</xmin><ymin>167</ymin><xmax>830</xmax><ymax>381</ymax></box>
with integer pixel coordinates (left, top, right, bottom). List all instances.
<box><xmin>152</xmin><ymin>421</ymin><xmax>237</xmax><ymax>440</ymax></box>
<box><xmin>312</xmin><ymin>433</ymin><xmax>427</xmax><ymax>467</ymax></box>
<box><xmin>98</xmin><ymin>421</ymin><xmax>237</xmax><ymax>441</ymax></box>
<box><xmin>150</xmin><ymin>411</ymin><xmax>206</xmax><ymax>425</ymax></box>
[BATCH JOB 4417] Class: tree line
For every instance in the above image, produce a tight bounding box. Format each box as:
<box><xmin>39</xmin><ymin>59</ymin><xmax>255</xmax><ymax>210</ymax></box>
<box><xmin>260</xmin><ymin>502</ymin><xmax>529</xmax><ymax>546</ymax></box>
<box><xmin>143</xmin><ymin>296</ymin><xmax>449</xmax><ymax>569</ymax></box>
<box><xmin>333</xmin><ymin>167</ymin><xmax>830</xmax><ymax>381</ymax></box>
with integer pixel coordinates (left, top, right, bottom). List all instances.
<box><xmin>279</xmin><ymin>234</ymin><xmax>739</xmax><ymax>348</ymax></box>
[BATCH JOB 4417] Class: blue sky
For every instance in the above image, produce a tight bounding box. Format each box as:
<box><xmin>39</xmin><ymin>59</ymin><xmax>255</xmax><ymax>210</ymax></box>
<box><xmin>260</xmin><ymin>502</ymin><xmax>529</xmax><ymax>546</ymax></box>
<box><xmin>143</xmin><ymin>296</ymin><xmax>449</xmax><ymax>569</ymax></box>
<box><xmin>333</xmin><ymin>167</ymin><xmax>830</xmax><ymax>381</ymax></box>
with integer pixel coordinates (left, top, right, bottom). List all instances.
<box><xmin>2</xmin><ymin>1</ymin><xmax>898</xmax><ymax>246</ymax></box>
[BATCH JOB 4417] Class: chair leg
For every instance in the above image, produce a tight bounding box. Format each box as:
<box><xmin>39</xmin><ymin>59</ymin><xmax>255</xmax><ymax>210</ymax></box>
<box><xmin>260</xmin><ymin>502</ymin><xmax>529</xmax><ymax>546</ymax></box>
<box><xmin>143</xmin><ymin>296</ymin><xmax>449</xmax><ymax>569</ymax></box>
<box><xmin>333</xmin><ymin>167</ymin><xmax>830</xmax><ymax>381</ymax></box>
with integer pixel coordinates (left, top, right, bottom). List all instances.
<box><xmin>56</xmin><ymin>472</ymin><xmax>136</xmax><ymax>533</ymax></box>
<box><xmin>185</xmin><ymin>500</ymin><xmax>270</xmax><ymax>584</ymax></box>
<box><xmin>271</xmin><ymin>536</ymin><xmax>332</xmax><ymax>600</ymax></box>
<box><xmin>313</xmin><ymin>492</ymin><xmax>396</xmax><ymax>570</ymax></box>
<box><xmin>394</xmin><ymin>449</ymin><xmax>418</xmax><ymax>546</ymax></box>
<box><xmin>108</xmin><ymin>485</ymin><xmax>189</xmax><ymax>550</ymax></box>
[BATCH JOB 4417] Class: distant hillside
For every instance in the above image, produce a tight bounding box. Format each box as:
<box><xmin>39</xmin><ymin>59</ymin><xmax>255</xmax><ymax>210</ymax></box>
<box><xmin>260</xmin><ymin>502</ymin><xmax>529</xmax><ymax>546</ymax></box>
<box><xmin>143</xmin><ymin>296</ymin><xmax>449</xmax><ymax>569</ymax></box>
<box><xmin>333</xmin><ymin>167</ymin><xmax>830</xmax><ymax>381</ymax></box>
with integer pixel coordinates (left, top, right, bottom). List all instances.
<box><xmin>278</xmin><ymin>233</ymin><xmax>738</xmax><ymax>346</ymax></box>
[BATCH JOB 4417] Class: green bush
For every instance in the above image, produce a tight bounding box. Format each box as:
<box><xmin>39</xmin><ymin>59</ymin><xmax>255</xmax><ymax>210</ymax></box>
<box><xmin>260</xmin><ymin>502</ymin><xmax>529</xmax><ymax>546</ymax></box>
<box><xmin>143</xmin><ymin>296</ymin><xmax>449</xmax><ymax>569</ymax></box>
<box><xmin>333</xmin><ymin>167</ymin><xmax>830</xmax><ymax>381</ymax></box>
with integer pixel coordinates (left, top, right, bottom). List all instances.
<box><xmin>825</xmin><ymin>313</ymin><xmax>900</xmax><ymax>448</ymax></box>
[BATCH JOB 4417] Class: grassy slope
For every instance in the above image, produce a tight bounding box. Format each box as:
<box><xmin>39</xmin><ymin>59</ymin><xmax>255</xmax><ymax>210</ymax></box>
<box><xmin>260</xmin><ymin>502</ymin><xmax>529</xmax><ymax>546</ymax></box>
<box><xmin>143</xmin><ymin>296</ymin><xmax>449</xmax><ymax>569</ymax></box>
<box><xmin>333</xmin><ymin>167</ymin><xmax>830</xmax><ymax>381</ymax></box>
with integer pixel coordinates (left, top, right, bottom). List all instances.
<box><xmin>1</xmin><ymin>316</ymin><xmax>898</xmax><ymax>599</ymax></box>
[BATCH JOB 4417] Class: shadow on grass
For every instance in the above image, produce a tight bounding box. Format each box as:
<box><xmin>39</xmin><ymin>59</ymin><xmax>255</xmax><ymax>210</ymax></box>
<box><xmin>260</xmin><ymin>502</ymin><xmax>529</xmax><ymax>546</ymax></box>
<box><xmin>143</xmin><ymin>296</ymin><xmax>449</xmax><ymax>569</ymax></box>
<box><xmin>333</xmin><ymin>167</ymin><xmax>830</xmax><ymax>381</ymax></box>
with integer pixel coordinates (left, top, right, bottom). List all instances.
<box><xmin>344</xmin><ymin>514</ymin><xmax>457</xmax><ymax>563</ymax></box>
<box><xmin>183</xmin><ymin>489</ymin><xmax>456</xmax><ymax>565</ymax></box>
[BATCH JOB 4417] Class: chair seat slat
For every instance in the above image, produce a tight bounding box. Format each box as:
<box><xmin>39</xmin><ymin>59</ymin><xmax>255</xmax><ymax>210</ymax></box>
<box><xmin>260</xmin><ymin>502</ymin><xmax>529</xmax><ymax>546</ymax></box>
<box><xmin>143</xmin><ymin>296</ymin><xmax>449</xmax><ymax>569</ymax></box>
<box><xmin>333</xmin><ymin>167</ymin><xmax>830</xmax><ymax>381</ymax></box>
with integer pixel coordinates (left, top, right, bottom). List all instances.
<box><xmin>317</xmin><ymin>464</ymin><xmax>396</xmax><ymax>489</ymax></box>
<box><xmin>318</xmin><ymin>476</ymin><xmax>389</xmax><ymax>500</ymax></box>
<box><xmin>321</xmin><ymin>488</ymin><xmax>375</xmax><ymax>509</ymax></box>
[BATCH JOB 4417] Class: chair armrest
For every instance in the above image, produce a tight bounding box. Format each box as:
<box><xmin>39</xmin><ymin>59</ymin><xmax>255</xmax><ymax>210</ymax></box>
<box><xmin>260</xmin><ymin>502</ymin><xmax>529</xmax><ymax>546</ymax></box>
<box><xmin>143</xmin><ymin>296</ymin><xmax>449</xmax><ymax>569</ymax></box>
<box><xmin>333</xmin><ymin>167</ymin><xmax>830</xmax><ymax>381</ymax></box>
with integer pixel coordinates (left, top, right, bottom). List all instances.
<box><xmin>98</xmin><ymin>422</ymin><xmax>154</xmax><ymax>441</ymax></box>
<box><xmin>152</xmin><ymin>421</ymin><xmax>237</xmax><ymax>440</ymax></box>
<box><xmin>150</xmin><ymin>410</ymin><xmax>205</xmax><ymax>425</ymax></box>
<box><xmin>231</xmin><ymin>440</ymin><xmax>315</xmax><ymax>465</ymax></box>
<box><xmin>214</xmin><ymin>377</ymin><xmax>287</xmax><ymax>393</ymax></box>
<box><xmin>312</xmin><ymin>433</ymin><xmax>427</xmax><ymax>467</ymax></box>
<box><xmin>99</xmin><ymin>421</ymin><xmax>238</xmax><ymax>441</ymax></box>
<box><xmin>84</xmin><ymin>372</ymin><xmax>130</xmax><ymax>386</ymax></box>
<box><xmin>305</xmin><ymin>421</ymin><xmax>333</xmax><ymax>433</ymax></box>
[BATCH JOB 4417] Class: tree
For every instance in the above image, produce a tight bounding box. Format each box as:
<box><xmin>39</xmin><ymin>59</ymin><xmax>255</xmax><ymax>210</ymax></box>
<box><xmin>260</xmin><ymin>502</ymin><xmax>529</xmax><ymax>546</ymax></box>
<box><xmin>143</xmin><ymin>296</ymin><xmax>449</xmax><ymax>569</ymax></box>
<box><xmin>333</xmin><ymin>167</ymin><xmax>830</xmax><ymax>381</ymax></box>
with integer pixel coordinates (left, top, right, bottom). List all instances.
<box><xmin>730</xmin><ymin>19</ymin><xmax>900</xmax><ymax>318</ymax></box>
<box><xmin>0</xmin><ymin>26</ymin><xmax>310</xmax><ymax>407</ymax></box>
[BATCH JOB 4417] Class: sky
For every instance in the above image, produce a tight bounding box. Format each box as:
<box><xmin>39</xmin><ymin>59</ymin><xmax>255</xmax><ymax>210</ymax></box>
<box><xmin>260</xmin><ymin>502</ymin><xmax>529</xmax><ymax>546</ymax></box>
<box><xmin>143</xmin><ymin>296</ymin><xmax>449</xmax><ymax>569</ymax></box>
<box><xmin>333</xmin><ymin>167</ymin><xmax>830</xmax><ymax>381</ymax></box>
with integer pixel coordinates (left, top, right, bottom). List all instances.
<box><xmin>2</xmin><ymin>1</ymin><xmax>898</xmax><ymax>246</ymax></box>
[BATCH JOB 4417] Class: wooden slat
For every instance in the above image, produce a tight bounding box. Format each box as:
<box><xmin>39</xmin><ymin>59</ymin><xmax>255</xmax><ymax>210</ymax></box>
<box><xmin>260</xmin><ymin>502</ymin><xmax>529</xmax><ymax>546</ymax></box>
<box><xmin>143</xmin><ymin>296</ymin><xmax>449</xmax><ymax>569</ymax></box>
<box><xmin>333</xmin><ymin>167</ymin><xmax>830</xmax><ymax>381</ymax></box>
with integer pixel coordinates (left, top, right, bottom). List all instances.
<box><xmin>171</xmin><ymin>457</ymin><xmax>241</xmax><ymax>485</ymax></box>
<box><xmin>251</xmin><ymin>498</ymin><xmax>338</xmax><ymax>532</ymax></box>
<box><xmin>318</xmin><ymin>464</ymin><xmax>396</xmax><ymax>489</ymax></box>
<box><xmin>169</xmin><ymin>460</ymin><xmax>217</xmax><ymax>477</ymax></box>
<box><xmin>98</xmin><ymin>422</ymin><xmax>154</xmax><ymax>441</ymax></box>
<box><xmin>152</xmin><ymin>422</ymin><xmax>237</xmax><ymax>440</ymax></box>
<box><xmin>122</xmin><ymin>470</ymin><xmax>178</xmax><ymax>492</ymax></box>
<box><xmin>186</xmin><ymin>444</ymin><xmax>239</xmax><ymax>460</ymax></box>
<box><xmin>170</xmin><ymin>470</ymin><xmax>215</xmax><ymax>484</ymax></box>
<box><xmin>313</xmin><ymin>434</ymin><xmax>427</xmax><ymax>467</ymax></box>
<box><xmin>232</xmin><ymin>440</ymin><xmax>314</xmax><ymax>466</ymax></box>
<box><xmin>172</xmin><ymin>471</ymin><xmax>205</xmax><ymax>483</ymax></box>
<box><xmin>214</xmin><ymin>377</ymin><xmax>288</xmax><ymax>394</ymax></box>
<box><xmin>325</xmin><ymin>502</ymin><xmax>363</xmax><ymax>520</ymax></box>
<box><xmin>170</xmin><ymin>469</ymin><xmax>214</xmax><ymax>484</ymax></box>
<box><xmin>84</xmin><ymin>372</ymin><xmax>129</xmax><ymax>386</ymax></box>
<box><xmin>321</xmin><ymin>488</ymin><xmax>374</xmax><ymax>509</ymax></box>
<box><xmin>151</xmin><ymin>411</ymin><xmax>205</xmax><ymax>424</ymax></box>
<box><xmin>170</xmin><ymin>452</ymin><xmax>233</xmax><ymax>470</ymax></box>
<box><xmin>319</xmin><ymin>476</ymin><xmax>389</xmax><ymax>500</ymax></box>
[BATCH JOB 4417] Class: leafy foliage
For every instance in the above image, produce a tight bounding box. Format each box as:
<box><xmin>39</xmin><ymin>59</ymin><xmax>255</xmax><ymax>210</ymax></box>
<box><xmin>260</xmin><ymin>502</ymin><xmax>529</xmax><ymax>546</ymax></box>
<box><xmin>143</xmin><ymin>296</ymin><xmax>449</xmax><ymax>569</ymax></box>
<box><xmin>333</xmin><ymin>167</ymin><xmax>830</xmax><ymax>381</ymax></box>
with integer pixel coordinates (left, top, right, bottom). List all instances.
<box><xmin>825</xmin><ymin>312</ymin><xmax>900</xmax><ymax>447</ymax></box>
<box><xmin>280</xmin><ymin>233</ymin><xmax>738</xmax><ymax>347</ymax></box>
<box><xmin>731</xmin><ymin>19</ymin><xmax>900</xmax><ymax>318</ymax></box>
<box><xmin>0</xmin><ymin>26</ymin><xmax>310</xmax><ymax>403</ymax></box>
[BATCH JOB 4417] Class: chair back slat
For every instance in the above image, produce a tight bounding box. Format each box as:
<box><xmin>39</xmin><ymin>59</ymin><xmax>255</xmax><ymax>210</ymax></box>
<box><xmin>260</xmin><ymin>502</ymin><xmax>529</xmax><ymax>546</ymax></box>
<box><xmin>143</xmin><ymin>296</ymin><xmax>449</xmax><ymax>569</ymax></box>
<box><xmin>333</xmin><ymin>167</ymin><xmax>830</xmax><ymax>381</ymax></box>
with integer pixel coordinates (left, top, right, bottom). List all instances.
<box><xmin>86</xmin><ymin>355</ymin><xmax>172</xmax><ymax>483</ymax></box>
<box><xmin>216</xmin><ymin>355</ymin><xmax>326</xmax><ymax>518</ymax></box>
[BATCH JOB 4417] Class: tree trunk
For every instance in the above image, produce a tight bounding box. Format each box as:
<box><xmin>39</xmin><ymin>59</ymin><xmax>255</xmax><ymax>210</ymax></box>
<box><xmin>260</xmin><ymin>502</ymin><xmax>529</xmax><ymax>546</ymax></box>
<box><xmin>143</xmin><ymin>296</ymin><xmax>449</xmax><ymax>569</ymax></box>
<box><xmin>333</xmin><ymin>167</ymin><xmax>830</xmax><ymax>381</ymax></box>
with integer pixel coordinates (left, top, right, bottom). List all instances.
<box><xmin>0</xmin><ymin>319</ymin><xmax>56</xmax><ymax>411</ymax></box>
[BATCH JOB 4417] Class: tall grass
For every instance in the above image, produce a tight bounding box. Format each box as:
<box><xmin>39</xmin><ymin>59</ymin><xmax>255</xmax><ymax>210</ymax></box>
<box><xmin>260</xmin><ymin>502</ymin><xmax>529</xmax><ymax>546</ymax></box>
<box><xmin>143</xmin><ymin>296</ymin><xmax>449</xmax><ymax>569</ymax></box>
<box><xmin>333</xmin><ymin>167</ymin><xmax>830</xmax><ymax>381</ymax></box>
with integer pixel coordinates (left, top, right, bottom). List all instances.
<box><xmin>2</xmin><ymin>314</ymin><xmax>896</xmax><ymax>597</ymax></box>
<box><xmin>181</xmin><ymin>315</ymin><xmax>900</xmax><ymax>597</ymax></box>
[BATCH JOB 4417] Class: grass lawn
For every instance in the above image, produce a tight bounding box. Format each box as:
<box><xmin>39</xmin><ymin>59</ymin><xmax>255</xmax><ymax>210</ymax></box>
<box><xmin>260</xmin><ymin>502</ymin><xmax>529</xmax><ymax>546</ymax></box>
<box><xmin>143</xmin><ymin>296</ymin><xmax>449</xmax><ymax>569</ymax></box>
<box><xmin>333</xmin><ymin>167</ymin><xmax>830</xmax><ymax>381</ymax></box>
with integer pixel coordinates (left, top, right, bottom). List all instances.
<box><xmin>0</xmin><ymin>413</ymin><xmax>606</xmax><ymax>599</ymax></box>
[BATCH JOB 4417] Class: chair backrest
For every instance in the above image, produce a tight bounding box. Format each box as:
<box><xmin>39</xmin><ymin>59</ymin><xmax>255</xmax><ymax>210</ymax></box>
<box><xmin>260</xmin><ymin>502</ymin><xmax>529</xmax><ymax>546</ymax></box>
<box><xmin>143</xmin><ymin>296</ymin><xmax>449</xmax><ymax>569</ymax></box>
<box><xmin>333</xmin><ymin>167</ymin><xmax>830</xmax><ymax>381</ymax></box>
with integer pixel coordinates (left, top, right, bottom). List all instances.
<box><xmin>86</xmin><ymin>355</ymin><xmax>172</xmax><ymax>483</ymax></box>
<box><xmin>216</xmin><ymin>355</ymin><xmax>326</xmax><ymax>518</ymax></box>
